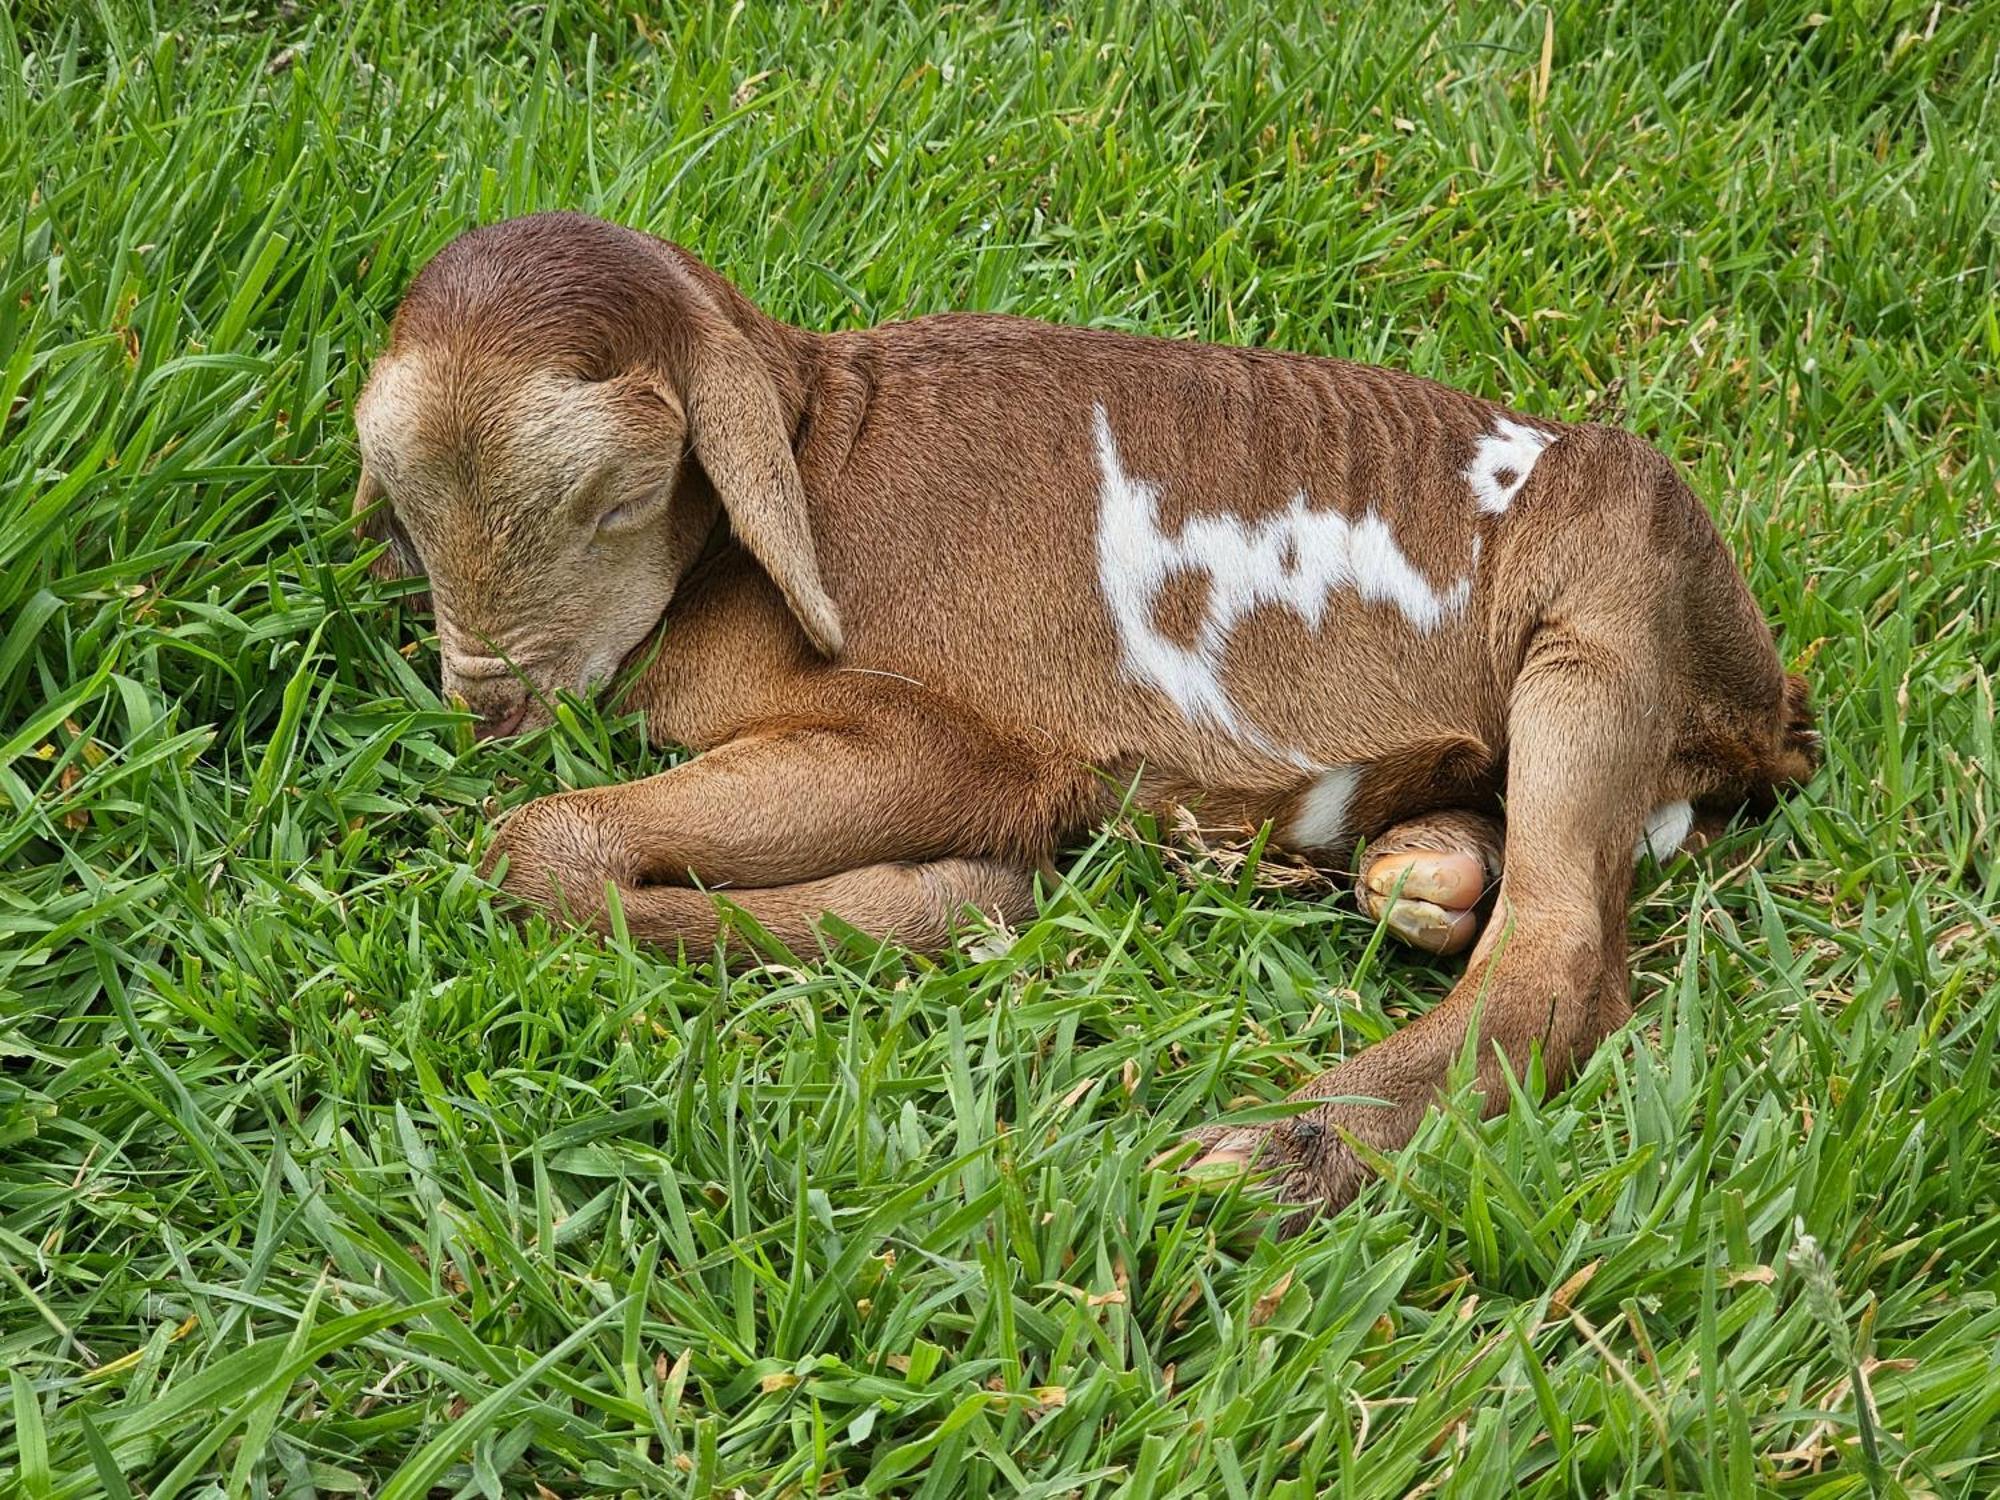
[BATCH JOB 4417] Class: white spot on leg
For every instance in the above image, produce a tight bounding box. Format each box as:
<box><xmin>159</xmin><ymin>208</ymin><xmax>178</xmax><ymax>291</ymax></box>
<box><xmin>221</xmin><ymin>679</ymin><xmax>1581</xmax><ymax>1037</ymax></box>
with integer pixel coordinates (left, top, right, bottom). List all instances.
<box><xmin>1288</xmin><ymin>764</ymin><xmax>1363</xmax><ymax>850</ymax></box>
<box><xmin>1635</xmin><ymin>800</ymin><xmax>1694</xmax><ymax>863</ymax></box>
<box><xmin>1464</xmin><ymin>417</ymin><xmax>1554</xmax><ymax>515</ymax></box>
<box><xmin>1093</xmin><ymin>406</ymin><xmax>1471</xmax><ymax>740</ymax></box>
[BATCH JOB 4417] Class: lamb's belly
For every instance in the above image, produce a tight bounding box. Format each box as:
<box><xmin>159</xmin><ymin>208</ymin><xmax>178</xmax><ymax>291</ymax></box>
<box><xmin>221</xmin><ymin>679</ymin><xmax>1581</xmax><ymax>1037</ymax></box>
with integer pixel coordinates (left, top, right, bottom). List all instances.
<box><xmin>1131</xmin><ymin>720</ymin><xmax>1504</xmax><ymax>865</ymax></box>
<box><xmin>1117</xmin><ymin>598</ymin><xmax>1507</xmax><ymax>849</ymax></box>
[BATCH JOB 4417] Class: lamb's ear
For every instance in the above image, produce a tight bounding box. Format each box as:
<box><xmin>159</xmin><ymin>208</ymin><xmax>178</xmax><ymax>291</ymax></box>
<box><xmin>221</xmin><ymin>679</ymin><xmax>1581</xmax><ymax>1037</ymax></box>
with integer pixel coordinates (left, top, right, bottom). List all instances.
<box><xmin>676</xmin><ymin>320</ymin><xmax>843</xmax><ymax>657</ymax></box>
<box><xmin>352</xmin><ymin>464</ymin><xmax>425</xmax><ymax>586</ymax></box>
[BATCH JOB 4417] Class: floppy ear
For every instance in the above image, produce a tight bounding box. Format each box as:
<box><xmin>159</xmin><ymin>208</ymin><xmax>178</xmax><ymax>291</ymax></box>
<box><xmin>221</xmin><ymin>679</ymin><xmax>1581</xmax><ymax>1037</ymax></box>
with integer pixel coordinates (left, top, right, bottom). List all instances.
<box><xmin>676</xmin><ymin>321</ymin><xmax>843</xmax><ymax>656</ymax></box>
<box><xmin>351</xmin><ymin>464</ymin><xmax>426</xmax><ymax>586</ymax></box>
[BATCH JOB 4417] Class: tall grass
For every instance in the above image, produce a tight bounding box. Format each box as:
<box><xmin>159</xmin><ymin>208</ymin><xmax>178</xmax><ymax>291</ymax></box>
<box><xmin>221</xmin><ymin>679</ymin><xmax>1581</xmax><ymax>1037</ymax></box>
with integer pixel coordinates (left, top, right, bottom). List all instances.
<box><xmin>2</xmin><ymin>2</ymin><xmax>1997</xmax><ymax>1494</ymax></box>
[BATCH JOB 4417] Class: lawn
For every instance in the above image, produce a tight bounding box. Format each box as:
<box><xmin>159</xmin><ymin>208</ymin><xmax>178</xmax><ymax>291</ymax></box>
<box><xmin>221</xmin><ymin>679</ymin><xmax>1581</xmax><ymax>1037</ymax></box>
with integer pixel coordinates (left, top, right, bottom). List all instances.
<box><xmin>3</xmin><ymin>1</ymin><xmax>1998</xmax><ymax>1495</ymax></box>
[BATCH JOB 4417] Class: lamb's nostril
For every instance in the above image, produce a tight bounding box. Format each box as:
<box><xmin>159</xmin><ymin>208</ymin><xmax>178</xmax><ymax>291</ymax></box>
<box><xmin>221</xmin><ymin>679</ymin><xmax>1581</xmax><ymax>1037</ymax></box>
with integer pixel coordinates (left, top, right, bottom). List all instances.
<box><xmin>472</xmin><ymin>699</ymin><xmax>529</xmax><ymax>741</ymax></box>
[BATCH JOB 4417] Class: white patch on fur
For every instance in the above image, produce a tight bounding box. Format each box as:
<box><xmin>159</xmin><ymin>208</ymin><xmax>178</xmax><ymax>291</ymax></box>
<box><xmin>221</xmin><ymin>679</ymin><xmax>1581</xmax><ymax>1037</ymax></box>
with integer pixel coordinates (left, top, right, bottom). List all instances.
<box><xmin>1635</xmin><ymin>800</ymin><xmax>1695</xmax><ymax>863</ymax></box>
<box><xmin>1288</xmin><ymin>764</ymin><xmax>1363</xmax><ymax>850</ymax></box>
<box><xmin>1093</xmin><ymin>406</ymin><xmax>1470</xmax><ymax>736</ymax></box>
<box><xmin>1464</xmin><ymin>417</ymin><xmax>1554</xmax><ymax>515</ymax></box>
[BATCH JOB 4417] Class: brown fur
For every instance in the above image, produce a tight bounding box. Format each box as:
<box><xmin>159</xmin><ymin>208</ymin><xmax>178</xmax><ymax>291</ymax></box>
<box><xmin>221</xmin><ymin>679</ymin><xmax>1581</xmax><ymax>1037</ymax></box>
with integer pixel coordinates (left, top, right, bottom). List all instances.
<box><xmin>352</xmin><ymin>212</ymin><xmax>1817</xmax><ymax>1223</ymax></box>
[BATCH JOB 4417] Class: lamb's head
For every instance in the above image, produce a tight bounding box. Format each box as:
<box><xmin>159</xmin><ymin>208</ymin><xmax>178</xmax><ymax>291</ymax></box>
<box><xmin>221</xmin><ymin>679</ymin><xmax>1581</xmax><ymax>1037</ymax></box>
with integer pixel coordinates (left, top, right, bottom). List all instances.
<box><xmin>351</xmin><ymin>213</ymin><xmax>841</xmax><ymax>737</ymax></box>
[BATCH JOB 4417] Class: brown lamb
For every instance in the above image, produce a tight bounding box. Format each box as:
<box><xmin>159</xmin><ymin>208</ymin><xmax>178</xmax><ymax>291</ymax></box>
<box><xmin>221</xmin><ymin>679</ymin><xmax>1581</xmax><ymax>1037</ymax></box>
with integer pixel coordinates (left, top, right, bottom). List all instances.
<box><xmin>351</xmin><ymin>212</ymin><xmax>1816</xmax><ymax>1217</ymax></box>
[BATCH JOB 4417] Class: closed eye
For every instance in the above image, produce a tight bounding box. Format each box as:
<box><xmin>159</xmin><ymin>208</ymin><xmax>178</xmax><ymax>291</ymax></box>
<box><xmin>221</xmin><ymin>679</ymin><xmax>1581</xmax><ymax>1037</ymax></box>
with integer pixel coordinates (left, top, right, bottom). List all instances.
<box><xmin>595</xmin><ymin>485</ymin><xmax>666</xmax><ymax>534</ymax></box>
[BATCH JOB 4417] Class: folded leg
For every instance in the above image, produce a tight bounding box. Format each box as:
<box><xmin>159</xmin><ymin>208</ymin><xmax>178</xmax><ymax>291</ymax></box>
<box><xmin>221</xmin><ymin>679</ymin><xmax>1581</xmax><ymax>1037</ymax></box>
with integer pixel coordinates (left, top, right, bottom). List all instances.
<box><xmin>1190</xmin><ymin>426</ymin><xmax>1726</xmax><ymax>1218</ymax></box>
<box><xmin>484</xmin><ymin>682</ymin><xmax>1093</xmax><ymax>952</ymax></box>
<box><xmin>586</xmin><ymin>855</ymin><xmax>1038</xmax><ymax>954</ymax></box>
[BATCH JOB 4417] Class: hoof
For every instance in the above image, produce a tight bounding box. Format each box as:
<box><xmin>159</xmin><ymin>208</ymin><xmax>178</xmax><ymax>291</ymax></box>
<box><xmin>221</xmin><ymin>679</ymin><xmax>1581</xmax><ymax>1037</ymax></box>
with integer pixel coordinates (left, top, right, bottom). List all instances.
<box><xmin>1359</xmin><ymin>849</ymin><xmax>1490</xmax><ymax>955</ymax></box>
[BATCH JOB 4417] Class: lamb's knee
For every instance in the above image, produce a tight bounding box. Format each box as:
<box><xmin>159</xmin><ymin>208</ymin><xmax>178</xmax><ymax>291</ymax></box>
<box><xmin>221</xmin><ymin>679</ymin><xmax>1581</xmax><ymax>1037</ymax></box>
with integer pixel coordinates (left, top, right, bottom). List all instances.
<box><xmin>484</xmin><ymin>793</ymin><xmax>627</xmax><ymax>922</ymax></box>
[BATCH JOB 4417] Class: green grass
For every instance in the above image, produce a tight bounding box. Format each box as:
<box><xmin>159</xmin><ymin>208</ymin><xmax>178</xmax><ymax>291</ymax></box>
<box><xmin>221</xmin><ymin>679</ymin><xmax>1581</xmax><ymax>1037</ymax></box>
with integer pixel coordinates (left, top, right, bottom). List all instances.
<box><xmin>2</xmin><ymin>1</ymin><xmax>1997</xmax><ymax>1494</ymax></box>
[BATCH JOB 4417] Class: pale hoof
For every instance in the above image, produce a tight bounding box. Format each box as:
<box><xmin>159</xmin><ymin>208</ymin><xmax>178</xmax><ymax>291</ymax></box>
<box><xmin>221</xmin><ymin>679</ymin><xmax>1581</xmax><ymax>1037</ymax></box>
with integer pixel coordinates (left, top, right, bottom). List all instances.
<box><xmin>1360</xmin><ymin>849</ymin><xmax>1489</xmax><ymax>955</ymax></box>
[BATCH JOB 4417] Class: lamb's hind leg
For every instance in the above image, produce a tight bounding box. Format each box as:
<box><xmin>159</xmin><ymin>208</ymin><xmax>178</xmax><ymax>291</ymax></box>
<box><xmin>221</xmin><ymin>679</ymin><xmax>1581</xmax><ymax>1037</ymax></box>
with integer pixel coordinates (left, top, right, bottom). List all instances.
<box><xmin>1190</xmin><ymin>425</ymin><xmax>1703</xmax><ymax>1217</ymax></box>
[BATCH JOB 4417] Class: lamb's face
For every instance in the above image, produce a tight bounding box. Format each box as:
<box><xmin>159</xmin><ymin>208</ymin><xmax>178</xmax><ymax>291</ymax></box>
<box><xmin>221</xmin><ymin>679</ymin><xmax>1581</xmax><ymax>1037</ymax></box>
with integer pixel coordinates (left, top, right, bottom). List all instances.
<box><xmin>351</xmin><ymin>349</ymin><xmax>709</xmax><ymax>736</ymax></box>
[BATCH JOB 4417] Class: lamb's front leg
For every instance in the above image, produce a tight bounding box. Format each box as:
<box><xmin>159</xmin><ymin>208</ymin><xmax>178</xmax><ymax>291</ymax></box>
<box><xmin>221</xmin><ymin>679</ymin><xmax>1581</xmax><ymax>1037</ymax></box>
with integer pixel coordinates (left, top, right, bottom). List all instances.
<box><xmin>559</xmin><ymin>856</ymin><xmax>1041</xmax><ymax>954</ymax></box>
<box><xmin>484</xmin><ymin>693</ymin><xmax>1092</xmax><ymax>952</ymax></box>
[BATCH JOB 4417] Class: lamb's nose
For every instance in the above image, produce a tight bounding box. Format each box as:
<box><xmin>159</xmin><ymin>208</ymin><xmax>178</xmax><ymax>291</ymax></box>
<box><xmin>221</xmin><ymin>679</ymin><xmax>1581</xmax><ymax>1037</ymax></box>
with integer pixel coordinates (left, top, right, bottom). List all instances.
<box><xmin>473</xmin><ymin>697</ymin><xmax>528</xmax><ymax>740</ymax></box>
<box><xmin>451</xmin><ymin>671</ymin><xmax>530</xmax><ymax>740</ymax></box>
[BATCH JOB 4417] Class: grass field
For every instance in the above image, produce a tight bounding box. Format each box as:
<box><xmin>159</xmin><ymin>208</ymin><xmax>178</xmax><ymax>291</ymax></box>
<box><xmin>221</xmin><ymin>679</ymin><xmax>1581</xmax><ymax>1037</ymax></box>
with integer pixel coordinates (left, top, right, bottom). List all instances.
<box><xmin>3</xmin><ymin>1</ymin><xmax>1998</xmax><ymax>1495</ymax></box>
